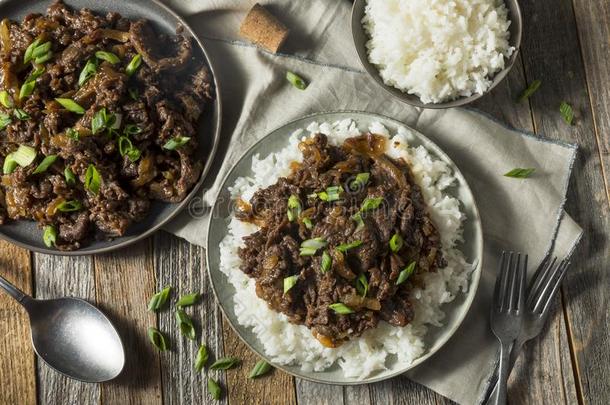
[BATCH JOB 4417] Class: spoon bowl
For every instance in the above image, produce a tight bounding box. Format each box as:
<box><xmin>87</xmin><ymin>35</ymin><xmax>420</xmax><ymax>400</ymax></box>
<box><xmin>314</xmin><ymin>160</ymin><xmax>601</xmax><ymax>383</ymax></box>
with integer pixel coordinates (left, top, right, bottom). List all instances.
<box><xmin>27</xmin><ymin>298</ymin><xmax>125</xmax><ymax>382</ymax></box>
<box><xmin>0</xmin><ymin>275</ymin><xmax>125</xmax><ymax>383</ymax></box>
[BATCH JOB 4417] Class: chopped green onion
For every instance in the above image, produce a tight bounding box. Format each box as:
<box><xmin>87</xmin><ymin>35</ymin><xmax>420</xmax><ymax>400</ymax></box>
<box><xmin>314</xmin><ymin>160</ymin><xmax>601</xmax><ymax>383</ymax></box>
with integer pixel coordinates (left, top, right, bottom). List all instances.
<box><xmin>118</xmin><ymin>136</ymin><xmax>141</xmax><ymax>162</ymax></box>
<box><xmin>302</xmin><ymin>217</ymin><xmax>313</xmax><ymax>229</ymax></box>
<box><xmin>84</xmin><ymin>164</ymin><xmax>101</xmax><ymax>194</ymax></box>
<box><xmin>321</xmin><ymin>250</ymin><xmax>332</xmax><ymax>273</ymax></box>
<box><xmin>128</xmin><ymin>87</ymin><xmax>139</xmax><ymax>101</ymax></box>
<box><xmin>126</xmin><ymin>54</ymin><xmax>142</xmax><ymax>76</ymax></box>
<box><xmin>194</xmin><ymin>344</ymin><xmax>209</xmax><ymax>372</ymax></box>
<box><xmin>24</xmin><ymin>38</ymin><xmax>42</xmax><ymax>64</ymax></box>
<box><xmin>0</xmin><ymin>90</ymin><xmax>13</xmax><ymax>108</ymax></box>
<box><xmin>147</xmin><ymin>327</ymin><xmax>168</xmax><ymax>351</ymax></box>
<box><xmin>207</xmin><ymin>378</ymin><xmax>221</xmax><ymax>400</ymax></box>
<box><xmin>43</xmin><ymin>225</ymin><xmax>57</xmax><ymax>248</ymax></box>
<box><xmin>65</xmin><ymin>128</ymin><xmax>80</xmax><ymax>141</ymax></box>
<box><xmin>3</xmin><ymin>153</ymin><xmax>17</xmax><ymax>174</ymax></box>
<box><xmin>286</xmin><ymin>71</ymin><xmax>308</xmax><ymax>90</ymax></box>
<box><xmin>396</xmin><ymin>262</ymin><xmax>416</xmax><ymax>285</ymax></box>
<box><xmin>356</xmin><ymin>273</ymin><xmax>368</xmax><ymax>297</ymax></box>
<box><xmin>95</xmin><ymin>50</ymin><xmax>120</xmax><ymax>65</ymax></box>
<box><xmin>13</xmin><ymin>108</ymin><xmax>30</xmax><ymax>120</ymax></box>
<box><xmin>335</xmin><ymin>240</ymin><xmax>362</xmax><ymax>253</ymax></box>
<box><xmin>560</xmin><ymin>101</ymin><xmax>574</xmax><ymax>125</ymax></box>
<box><xmin>78</xmin><ymin>58</ymin><xmax>98</xmax><ymax>87</ymax></box>
<box><xmin>19</xmin><ymin>67</ymin><xmax>44</xmax><ymax>99</ymax></box>
<box><xmin>147</xmin><ymin>286</ymin><xmax>171</xmax><ymax>311</ymax></box>
<box><xmin>56</xmin><ymin>200</ymin><xmax>82</xmax><ymax>213</ymax></box>
<box><xmin>319</xmin><ymin>185</ymin><xmax>343</xmax><ymax>202</ymax></box>
<box><xmin>34</xmin><ymin>51</ymin><xmax>53</xmax><ymax>65</ymax></box>
<box><xmin>64</xmin><ymin>167</ymin><xmax>76</xmax><ymax>186</ymax></box>
<box><xmin>163</xmin><ymin>136</ymin><xmax>191</xmax><ymax>150</ymax></box>
<box><xmin>283</xmin><ymin>275</ymin><xmax>298</xmax><ymax>294</ymax></box>
<box><xmin>249</xmin><ymin>360</ymin><xmax>273</xmax><ymax>379</ymax></box>
<box><xmin>518</xmin><ymin>79</ymin><xmax>541</xmax><ymax>102</ymax></box>
<box><xmin>13</xmin><ymin>145</ymin><xmax>37</xmax><ymax>167</ymax></box>
<box><xmin>177</xmin><ymin>292</ymin><xmax>201</xmax><ymax>308</ymax></box>
<box><xmin>176</xmin><ymin>309</ymin><xmax>196</xmax><ymax>340</ymax></box>
<box><xmin>360</xmin><ymin>196</ymin><xmax>384</xmax><ymax>212</ymax></box>
<box><xmin>504</xmin><ymin>168</ymin><xmax>535</xmax><ymax>179</ymax></box>
<box><xmin>210</xmin><ymin>357</ymin><xmax>240</xmax><ymax>370</ymax></box>
<box><xmin>91</xmin><ymin>108</ymin><xmax>113</xmax><ymax>134</ymax></box>
<box><xmin>55</xmin><ymin>98</ymin><xmax>85</xmax><ymax>114</ymax></box>
<box><xmin>123</xmin><ymin>124</ymin><xmax>142</xmax><ymax>136</ymax></box>
<box><xmin>389</xmin><ymin>233</ymin><xmax>403</xmax><ymax>253</ymax></box>
<box><xmin>0</xmin><ymin>112</ymin><xmax>12</xmax><ymax>130</ymax></box>
<box><xmin>287</xmin><ymin>194</ymin><xmax>302</xmax><ymax>221</ymax></box>
<box><xmin>300</xmin><ymin>237</ymin><xmax>327</xmax><ymax>255</ymax></box>
<box><xmin>32</xmin><ymin>155</ymin><xmax>58</xmax><ymax>174</ymax></box>
<box><xmin>329</xmin><ymin>303</ymin><xmax>354</xmax><ymax>315</ymax></box>
<box><xmin>350</xmin><ymin>172</ymin><xmax>370</xmax><ymax>190</ymax></box>
<box><xmin>32</xmin><ymin>41</ymin><xmax>51</xmax><ymax>58</ymax></box>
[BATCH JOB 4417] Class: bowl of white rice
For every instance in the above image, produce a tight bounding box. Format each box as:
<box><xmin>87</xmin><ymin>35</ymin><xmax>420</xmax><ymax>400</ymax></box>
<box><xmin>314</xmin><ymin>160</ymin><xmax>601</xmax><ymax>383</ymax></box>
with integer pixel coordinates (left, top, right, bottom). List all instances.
<box><xmin>352</xmin><ymin>0</ymin><xmax>522</xmax><ymax>108</ymax></box>
<box><xmin>206</xmin><ymin>111</ymin><xmax>484</xmax><ymax>383</ymax></box>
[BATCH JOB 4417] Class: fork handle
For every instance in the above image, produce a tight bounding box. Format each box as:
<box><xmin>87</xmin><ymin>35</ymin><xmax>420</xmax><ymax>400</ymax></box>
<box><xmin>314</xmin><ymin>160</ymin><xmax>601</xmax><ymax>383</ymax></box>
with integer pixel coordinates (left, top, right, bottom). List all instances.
<box><xmin>493</xmin><ymin>341</ymin><xmax>513</xmax><ymax>405</ymax></box>
<box><xmin>484</xmin><ymin>338</ymin><xmax>526</xmax><ymax>404</ymax></box>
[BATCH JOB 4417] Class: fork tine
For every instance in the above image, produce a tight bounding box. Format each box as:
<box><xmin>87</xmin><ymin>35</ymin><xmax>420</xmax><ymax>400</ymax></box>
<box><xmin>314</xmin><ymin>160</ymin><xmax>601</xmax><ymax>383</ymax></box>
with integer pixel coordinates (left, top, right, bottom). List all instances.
<box><xmin>517</xmin><ymin>254</ymin><xmax>528</xmax><ymax>312</ymax></box>
<box><xmin>536</xmin><ymin>259</ymin><xmax>570</xmax><ymax>315</ymax></box>
<box><xmin>527</xmin><ymin>256</ymin><xmax>557</xmax><ymax>308</ymax></box>
<box><xmin>493</xmin><ymin>251</ymin><xmax>507</xmax><ymax>309</ymax></box>
<box><xmin>508</xmin><ymin>253</ymin><xmax>521</xmax><ymax>311</ymax></box>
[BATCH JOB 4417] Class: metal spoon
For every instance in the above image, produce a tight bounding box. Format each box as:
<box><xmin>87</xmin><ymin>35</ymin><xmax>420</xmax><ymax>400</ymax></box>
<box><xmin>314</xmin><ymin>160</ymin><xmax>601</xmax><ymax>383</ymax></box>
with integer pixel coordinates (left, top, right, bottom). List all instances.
<box><xmin>0</xmin><ymin>275</ymin><xmax>125</xmax><ymax>382</ymax></box>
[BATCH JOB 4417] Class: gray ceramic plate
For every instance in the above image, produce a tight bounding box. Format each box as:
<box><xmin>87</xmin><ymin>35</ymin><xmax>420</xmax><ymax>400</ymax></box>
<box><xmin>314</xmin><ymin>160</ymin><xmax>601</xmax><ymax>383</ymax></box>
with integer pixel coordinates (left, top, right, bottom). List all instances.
<box><xmin>207</xmin><ymin>111</ymin><xmax>483</xmax><ymax>384</ymax></box>
<box><xmin>0</xmin><ymin>0</ymin><xmax>222</xmax><ymax>255</ymax></box>
<box><xmin>351</xmin><ymin>0</ymin><xmax>522</xmax><ymax>109</ymax></box>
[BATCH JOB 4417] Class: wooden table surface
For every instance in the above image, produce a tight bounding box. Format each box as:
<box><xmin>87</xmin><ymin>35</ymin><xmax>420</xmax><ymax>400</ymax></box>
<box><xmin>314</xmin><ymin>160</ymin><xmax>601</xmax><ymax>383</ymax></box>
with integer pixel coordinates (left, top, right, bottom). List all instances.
<box><xmin>1</xmin><ymin>1</ymin><xmax>609</xmax><ymax>404</ymax></box>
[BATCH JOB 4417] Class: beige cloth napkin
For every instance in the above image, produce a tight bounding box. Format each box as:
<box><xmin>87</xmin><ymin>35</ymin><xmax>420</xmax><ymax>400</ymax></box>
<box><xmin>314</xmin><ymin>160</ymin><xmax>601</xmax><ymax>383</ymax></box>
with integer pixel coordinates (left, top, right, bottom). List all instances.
<box><xmin>162</xmin><ymin>1</ymin><xmax>584</xmax><ymax>404</ymax></box>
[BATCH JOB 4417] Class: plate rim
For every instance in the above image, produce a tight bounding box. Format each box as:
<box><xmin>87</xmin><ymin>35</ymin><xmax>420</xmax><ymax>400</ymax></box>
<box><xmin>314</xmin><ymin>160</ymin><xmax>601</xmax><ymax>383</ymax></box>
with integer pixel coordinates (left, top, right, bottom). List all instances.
<box><xmin>206</xmin><ymin>110</ymin><xmax>484</xmax><ymax>385</ymax></box>
<box><xmin>0</xmin><ymin>0</ymin><xmax>223</xmax><ymax>256</ymax></box>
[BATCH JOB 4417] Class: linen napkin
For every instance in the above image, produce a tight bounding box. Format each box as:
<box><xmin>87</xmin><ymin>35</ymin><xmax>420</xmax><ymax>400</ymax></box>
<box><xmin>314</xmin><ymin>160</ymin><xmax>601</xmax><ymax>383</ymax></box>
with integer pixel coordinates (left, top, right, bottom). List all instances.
<box><xmin>161</xmin><ymin>1</ymin><xmax>584</xmax><ymax>404</ymax></box>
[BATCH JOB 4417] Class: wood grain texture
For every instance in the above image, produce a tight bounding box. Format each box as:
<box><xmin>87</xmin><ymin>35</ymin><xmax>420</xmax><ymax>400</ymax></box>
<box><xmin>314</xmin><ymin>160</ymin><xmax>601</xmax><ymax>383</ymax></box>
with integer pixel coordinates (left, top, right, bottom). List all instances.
<box><xmin>153</xmin><ymin>232</ymin><xmax>227</xmax><ymax>405</ymax></box>
<box><xmin>94</xmin><ymin>240</ymin><xmax>163</xmax><ymax>405</ymax></box>
<box><xmin>518</xmin><ymin>1</ymin><xmax>610</xmax><ymax>404</ymax></box>
<box><xmin>221</xmin><ymin>320</ymin><xmax>297</xmax><ymax>405</ymax></box>
<box><xmin>33</xmin><ymin>253</ymin><xmax>100</xmax><ymax>405</ymax></box>
<box><xmin>0</xmin><ymin>242</ymin><xmax>36</xmax><ymax>405</ymax></box>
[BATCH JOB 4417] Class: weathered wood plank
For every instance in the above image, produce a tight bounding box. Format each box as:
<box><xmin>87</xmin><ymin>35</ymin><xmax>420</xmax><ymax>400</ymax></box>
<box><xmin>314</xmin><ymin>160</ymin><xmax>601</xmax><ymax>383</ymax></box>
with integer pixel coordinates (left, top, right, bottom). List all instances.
<box><xmin>154</xmin><ymin>232</ymin><xmax>227</xmax><ymax>405</ymax></box>
<box><xmin>93</xmin><ymin>240</ymin><xmax>163</xmax><ymax>405</ymax></box>
<box><xmin>518</xmin><ymin>0</ymin><xmax>610</xmax><ymax>404</ymax></box>
<box><xmin>33</xmin><ymin>253</ymin><xmax>100</xmax><ymax>404</ymax></box>
<box><xmin>221</xmin><ymin>320</ymin><xmax>297</xmax><ymax>405</ymax></box>
<box><xmin>295</xmin><ymin>379</ymin><xmax>344</xmax><ymax>405</ymax></box>
<box><xmin>0</xmin><ymin>242</ymin><xmax>36</xmax><ymax>405</ymax></box>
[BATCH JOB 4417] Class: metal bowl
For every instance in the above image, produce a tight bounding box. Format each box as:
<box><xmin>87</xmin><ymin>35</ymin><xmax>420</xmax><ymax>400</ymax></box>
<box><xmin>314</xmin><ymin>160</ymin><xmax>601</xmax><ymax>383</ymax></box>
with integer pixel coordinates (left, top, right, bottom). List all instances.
<box><xmin>0</xmin><ymin>0</ymin><xmax>222</xmax><ymax>255</ymax></box>
<box><xmin>351</xmin><ymin>0</ymin><xmax>523</xmax><ymax>109</ymax></box>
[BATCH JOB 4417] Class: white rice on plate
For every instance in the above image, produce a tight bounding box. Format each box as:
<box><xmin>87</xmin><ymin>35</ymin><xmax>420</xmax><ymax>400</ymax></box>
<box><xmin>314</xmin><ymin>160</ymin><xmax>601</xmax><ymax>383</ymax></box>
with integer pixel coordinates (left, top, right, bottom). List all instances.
<box><xmin>219</xmin><ymin>119</ymin><xmax>473</xmax><ymax>379</ymax></box>
<box><xmin>362</xmin><ymin>0</ymin><xmax>514</xmax><ymax>104</ymax></box>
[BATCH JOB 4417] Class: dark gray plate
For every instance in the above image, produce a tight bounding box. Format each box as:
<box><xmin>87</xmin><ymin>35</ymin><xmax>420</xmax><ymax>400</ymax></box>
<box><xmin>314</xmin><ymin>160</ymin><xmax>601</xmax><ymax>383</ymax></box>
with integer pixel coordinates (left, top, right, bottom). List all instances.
<box><xmin>351</xmin><ymin>0</ymin><xmax>523</xmax><ymax>109</ymax></box>
<box><xmin>207</xmin><ymin>111</ymin><xmax>483</xmax><ymax>384</ymax></box>
<box><xmin>0</xmin><ymin>0</ymin><xmax>222</xmax><ymax>255</ymax></box>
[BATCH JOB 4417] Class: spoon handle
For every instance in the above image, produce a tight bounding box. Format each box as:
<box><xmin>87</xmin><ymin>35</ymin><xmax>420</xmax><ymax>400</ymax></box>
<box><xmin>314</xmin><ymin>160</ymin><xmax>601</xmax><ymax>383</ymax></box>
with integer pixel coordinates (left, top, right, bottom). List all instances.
<box><xmin>0</xmin><ymin>275</ymin><xmax>29</xmax><ymax>304</ymax></box>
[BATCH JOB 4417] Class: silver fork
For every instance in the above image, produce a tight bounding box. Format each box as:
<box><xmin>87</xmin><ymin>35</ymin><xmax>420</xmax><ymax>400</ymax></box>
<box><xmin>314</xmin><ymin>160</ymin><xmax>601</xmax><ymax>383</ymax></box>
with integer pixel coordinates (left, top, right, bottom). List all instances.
<box><xmin>490</xmin><ymin>251</ymin><xmax>527</xmax><ymax>405</ymax></box>
<box><xmin>485</xmin><ymin>256</ymin><xmax>571</xmax><ymax>404</ymax></box>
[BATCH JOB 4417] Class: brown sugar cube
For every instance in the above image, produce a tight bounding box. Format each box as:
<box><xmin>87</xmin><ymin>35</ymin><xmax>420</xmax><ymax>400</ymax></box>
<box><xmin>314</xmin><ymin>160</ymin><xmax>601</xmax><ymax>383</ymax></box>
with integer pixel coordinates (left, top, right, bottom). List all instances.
<box><xmin>239</xmin><ymin>3</ymin><xmax>289</xmax><ymax>53</ymax></box>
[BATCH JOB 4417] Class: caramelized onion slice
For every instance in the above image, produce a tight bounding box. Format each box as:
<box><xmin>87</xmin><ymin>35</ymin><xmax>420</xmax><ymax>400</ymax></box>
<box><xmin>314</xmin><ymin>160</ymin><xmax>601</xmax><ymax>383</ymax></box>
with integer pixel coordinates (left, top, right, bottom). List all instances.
<box><xmin>341</xmin><ymin>294</ymin><xmax>381</xmax><ymax>311</ymax></box>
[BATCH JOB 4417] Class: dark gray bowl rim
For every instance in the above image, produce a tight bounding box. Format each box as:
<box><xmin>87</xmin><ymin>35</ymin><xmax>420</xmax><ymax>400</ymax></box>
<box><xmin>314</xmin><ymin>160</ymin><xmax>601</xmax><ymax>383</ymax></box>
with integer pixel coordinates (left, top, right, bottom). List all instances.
<box><xmin>0</xmin><ymin>0</ymin><xmax>222</xmax><ymax>256</ymax></box>
<box><xmin>351</xmin><ymin>0</ymin><xmax>523</xmax><ymax>109</ymax></box>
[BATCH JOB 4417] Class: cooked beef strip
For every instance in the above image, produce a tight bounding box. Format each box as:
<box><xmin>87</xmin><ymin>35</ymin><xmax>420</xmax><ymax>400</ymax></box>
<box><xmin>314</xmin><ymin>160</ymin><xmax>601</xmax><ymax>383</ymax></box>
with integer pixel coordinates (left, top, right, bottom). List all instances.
<box><xmin>237</xmin><ymin>133</ymin><xmax>446</xmax><ymax>347</ymax></box>
<box><xmin>0</xmin><ymin>0</ymin><xmax>214</xmax><ymax>249</ymax></box>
